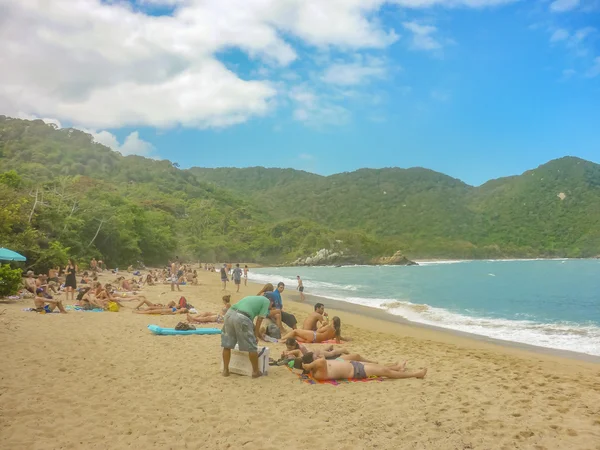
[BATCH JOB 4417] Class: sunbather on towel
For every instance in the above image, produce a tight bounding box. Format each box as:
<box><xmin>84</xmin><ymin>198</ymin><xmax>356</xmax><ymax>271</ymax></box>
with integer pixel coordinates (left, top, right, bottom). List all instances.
<box><xmin>133</xmin><ymin>305</ymin><xmax>188</xmax><ymax>315</ymax></box>
<box><xmin>294</xmin><ymin>353</ymin><xmax>427</xmax><ymax>381</ymax></box>
<box><xmin>187</xmin><ymin>295</ymin><xmax>231</xmax><ymax>324</ymax></box>
<box><xmin>280</xmin><ymin>316</ymin><xmax>348</xmax><ymax>344</ymax></box>
<box><xmin>281</xmin><ymin>338</ymin><xmax>374</xmax><ymax>362</ymax></box>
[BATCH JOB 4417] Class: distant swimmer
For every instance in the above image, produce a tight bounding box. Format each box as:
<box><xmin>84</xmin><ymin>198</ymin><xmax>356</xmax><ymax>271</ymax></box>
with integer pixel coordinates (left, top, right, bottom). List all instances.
<box><xmin>297</xmin><ymin>275</ymin><xmax>305</xmax><ymax>301</ymax></box>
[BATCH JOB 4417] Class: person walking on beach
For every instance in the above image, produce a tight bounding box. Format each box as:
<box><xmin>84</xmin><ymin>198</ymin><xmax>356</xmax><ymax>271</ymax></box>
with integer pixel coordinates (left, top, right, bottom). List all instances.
<box><xmin>220</xmin><ymin>264</ymin><xmax>229</xmax><ymax>290</ymax></box>
<box><xmin>221</xmin><ymin>295</ymin><xmax>271</xmax><ymax>378</ymax></box>
<box><xmin>232</xmin><ymin>263</ymin><xmax>242</xmax><ymax>293</ymax></box>
<box><xmin>297</xmin><ymin>275</ymin><xmax>305</xmax><ymax>301</ymax></box>
<box><xmin>243</xmin><ymin>265</ymin><xmax>249</xmax><ymax>286</ymax></box>
<box><xmin>171</xmin><ymin>260</ymin><xmax>182</xmax><ymax>292</ymax></box>
<box><xmin>64</xmin><ymin>258</ymin><xmax>78</xmax><ymax>303</ymax></box>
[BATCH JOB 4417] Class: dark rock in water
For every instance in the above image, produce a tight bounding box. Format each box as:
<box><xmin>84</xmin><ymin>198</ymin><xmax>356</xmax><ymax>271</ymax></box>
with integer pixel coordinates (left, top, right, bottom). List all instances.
<box><xmin>372</xmin><ymin>251</ymin><xmax>418</xmax><ymax>266</ymax></box>
<box><xmin>290</xmin><ymin>249</ymin><xmax>417</xmax><ymax>266</ymax></box>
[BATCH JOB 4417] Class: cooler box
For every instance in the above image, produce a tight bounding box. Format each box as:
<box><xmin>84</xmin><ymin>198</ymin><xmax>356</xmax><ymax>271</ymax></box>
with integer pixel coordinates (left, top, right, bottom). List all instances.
<box><xmin>221</xmin><ymin>346</ymin><xmax>270</xmax><ymax>376</ymax></box>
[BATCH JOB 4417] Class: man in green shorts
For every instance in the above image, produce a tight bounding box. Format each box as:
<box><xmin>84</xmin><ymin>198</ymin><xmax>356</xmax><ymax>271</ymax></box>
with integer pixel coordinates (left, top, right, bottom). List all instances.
<box><xmin>221</xmin><ymin>295</ymin><xmax>271</xmax><ymax>378</ymax></box>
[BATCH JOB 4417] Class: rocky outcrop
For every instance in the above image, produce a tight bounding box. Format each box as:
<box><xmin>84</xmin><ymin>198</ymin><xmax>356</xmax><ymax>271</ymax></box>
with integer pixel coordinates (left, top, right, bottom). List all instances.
<box><xmin>371</xmin><ymin>250</ymin><xmax>418</xmax><ymax>266</ymax></box>
<box><xmin>290</xmin><ymin>249</ymin><xmax>417</xmax><ymax>266</ymax></box>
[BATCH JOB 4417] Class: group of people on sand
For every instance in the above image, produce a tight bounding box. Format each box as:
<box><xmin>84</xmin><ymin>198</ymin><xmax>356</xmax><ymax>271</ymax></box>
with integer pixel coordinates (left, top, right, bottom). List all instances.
<box><xmin>219</xmin><ymin>280</ymin><xmax>427</xmax><ymax>381</ymax></box>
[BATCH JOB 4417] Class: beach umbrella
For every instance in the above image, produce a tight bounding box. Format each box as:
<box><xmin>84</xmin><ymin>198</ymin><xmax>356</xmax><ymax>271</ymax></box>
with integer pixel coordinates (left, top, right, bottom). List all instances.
<box><xmin>0</xmin><ymin>248</ymin><xmax>26</xmax><ymax>262</ymax></box>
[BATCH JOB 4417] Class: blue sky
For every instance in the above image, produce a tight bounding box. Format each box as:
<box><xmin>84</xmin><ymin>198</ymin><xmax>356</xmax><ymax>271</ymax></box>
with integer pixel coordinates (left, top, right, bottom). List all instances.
<box><xmin>2</xmin><ymin>0</ymin><xmax>599</xmax><ymax>185</ymax></box>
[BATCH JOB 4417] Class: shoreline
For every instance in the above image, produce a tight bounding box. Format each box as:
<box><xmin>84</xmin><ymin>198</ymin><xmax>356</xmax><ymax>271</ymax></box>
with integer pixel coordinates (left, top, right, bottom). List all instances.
<box><xmin>292</xmin><ymin>289</ymin><xmax>600</xmax><ymax>364</ymax></box>
<box><xmin>246</xmin><ymin>278</ymin><xmax>600</xmax><ymax>365</ymax></box>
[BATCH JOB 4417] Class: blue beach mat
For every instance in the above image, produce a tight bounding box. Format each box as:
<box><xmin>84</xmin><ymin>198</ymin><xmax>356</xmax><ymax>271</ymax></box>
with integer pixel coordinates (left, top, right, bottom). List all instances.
<box><xmin>148</xmin><ymin>324</ymin><xmax>221</xmax><ymax>335</ymax></box>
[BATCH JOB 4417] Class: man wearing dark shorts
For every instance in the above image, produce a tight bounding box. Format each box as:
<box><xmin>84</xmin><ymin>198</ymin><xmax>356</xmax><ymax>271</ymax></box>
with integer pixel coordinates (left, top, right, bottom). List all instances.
<box><xmin>232</xmin><ymin>263</ymin><xmax>242</xmax><ymax>293</ymax></box>
<box><xmin>265</xmin><ymin>282</ymin><xmax>297</xmax><ymax>330</ymax></box>
<box><xmin>221</xmin><ymin>295</ymin><xmax>270</xmax><ymax>378</ymax></box>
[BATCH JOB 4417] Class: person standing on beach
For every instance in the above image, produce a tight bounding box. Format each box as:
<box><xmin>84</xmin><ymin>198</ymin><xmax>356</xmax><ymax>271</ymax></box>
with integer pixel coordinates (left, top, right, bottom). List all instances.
<box><xmin>64</xmin><ymin>258</ymin><xmax>77</xmax><ymax>303</ymax></box>
<box><xmin>220</xmin><ymin>264</ymin><xmax>229</xmax><ymax>290</ymax></box>
<box><xmin>171</xmin><ymin>260</ymin><xmax>181</xmax><ymax>292</ymax></box>
<box><xmin>297</xmin><ymin>275</ymin><xmax>305</xmax><ymax>301</ymax></box>
<box><xmin>221</xmin><ymin>295</ymin><xmax>271</xmax><ymax>378</ymax></box>
<box><xmin>232</xmin><ymin>264</ymin><xmax>242</xmax><ymax>293</ymax></box>
<box><xmin>243</xmin><ymin>265</ymin><xmax>249</xmax><ymax>286</ymax></box>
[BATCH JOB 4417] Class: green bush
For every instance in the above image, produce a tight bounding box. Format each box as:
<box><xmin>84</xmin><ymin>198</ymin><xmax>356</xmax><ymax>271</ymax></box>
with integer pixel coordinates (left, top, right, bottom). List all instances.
<box><xmin>0</xmin><ymin>264</ymin><xmax>23</xmax><ymax>297</ymax></box>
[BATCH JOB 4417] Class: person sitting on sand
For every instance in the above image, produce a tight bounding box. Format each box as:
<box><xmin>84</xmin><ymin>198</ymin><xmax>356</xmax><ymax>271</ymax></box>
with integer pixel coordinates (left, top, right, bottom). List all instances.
<box><xmin>280</xmin><ymin>316</ymin><xmax>346</xmax><ymax>344</ymax></box>
<box><xmin>145</xmin><ymin>274</ymin><xmax>155</xmax><ymax>286</ymax></box>
<box><xmin>294</xmin><ymin>353</ymin><xmax>427</xmax><ymax>381</ymax></box>
<box><xmin>187</xmin><ymin>295</ymin><xmax>231</xmax><ymax>324</ymax></box>
<box><xmin>302</xmin><ymin>303</ymin><xmax>329</xmax><ymax>331</ymax></box>
<box><xmin>282</xmin><ymin>338</ymin><xmax>374</xmax><ymax>362</ymax></box>
<box><xmin>192</xmin><ymin>270</ymin><xmax>198</xmax><ymax>285</ymax></box>
<box><xmin>23</xmin><ymin>271</ymin><xmax>37</xmax><ymax>295</ymax></box>
<box><xmin>34</xmin><ymin>296</ymin><xmax>67</xmax><ymax>314</ymax></box>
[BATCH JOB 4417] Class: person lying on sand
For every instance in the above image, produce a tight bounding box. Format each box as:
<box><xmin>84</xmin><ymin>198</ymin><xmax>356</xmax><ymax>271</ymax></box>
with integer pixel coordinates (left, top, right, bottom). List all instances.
<box><xmin>302</xmin><ymin>303</ymin><xmax>329</xmax><ymax>331</ymax></box>
<box><xmin>294</xmin><ymin>353</ymin><xmax>427</xmax><ymax>381</ymax></box>
<box><xmin>132</xmin><ymin>297</ymin><xmax>189</xmax><ymax>314</ymax></box>
<box><xmin>280</xmin><ymin>316</ymin><xmax>347</xmax><ymax>344</ymax></box>
<box><xmin>187</xmin><ymin>295</ymin><xmax>231</xmax><ymax>324</ymax></box>
<box><xmin>282</xmin><ymin>338</ymin><xmax>376</xmax><ymax>363</ymax></box>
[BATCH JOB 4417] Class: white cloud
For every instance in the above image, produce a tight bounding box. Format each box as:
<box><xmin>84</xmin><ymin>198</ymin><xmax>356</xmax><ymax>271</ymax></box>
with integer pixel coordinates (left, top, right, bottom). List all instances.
<box><xmin>299</xmin><ymin>153</ymin><xmax>314</xmax><ymax>160</ymax></box>
<box><xmin>550</xmin><ymin>29</ymin><xmax>570</xmax><ymax>43</ymax></box>
<box><xmin>562</xmin><ymin>68</ymin><xmax>577</xmax><ymax>79</ymax></box>
<box><xmin>586</xmin><ymin>57</ymin><xmax>600</xmax><ymax>78</ymax></box>
<box><xmin>91</xmin><ymin>131</ymin><xmax>156</xmax><ymax>157</ymax></box>
<box><xmin>0</xmin><ymin>0</ymin><xmax>521</xmax><ymax>131</ymax></box>
<box><xmin>549</xmin><ymin>0</ymin><xmax>580</xmax><ymax>13</ymax></box>
<box><xmin>402</xmin><ymin>22</ymin><xmax>442</xmax><ymax>51</ymax></box>
<box><xmin>321</xmin><ymin>57</ymin><xmax>388</xmax><ymax>85</ymax></box>
<box><xmin>289</xmin><ymin>86</ymin><xmax>350</xmax><ymax>126</ymax></box>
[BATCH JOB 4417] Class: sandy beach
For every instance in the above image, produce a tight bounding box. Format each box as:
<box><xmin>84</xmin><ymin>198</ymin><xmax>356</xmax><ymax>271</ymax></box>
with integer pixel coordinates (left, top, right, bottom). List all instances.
<box><xmin>1</xmin><ymin>269</ymin><xmax>599</xmax><ymax>450</ymax></box>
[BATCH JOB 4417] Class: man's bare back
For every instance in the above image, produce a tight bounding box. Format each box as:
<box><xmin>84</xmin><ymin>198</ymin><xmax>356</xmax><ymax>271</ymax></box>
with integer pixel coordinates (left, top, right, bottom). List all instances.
<box><xmin>304</xmin><ymin>357</ymin><xmax>427</xmax><ymax>381</ymax></box>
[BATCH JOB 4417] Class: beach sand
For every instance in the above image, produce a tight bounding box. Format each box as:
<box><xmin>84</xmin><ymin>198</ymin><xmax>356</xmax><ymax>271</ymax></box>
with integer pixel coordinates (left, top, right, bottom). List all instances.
<box><xmin>1</xmin><ymin>269</ymin><xmax>599</xmax><ymax>450</ymax></box>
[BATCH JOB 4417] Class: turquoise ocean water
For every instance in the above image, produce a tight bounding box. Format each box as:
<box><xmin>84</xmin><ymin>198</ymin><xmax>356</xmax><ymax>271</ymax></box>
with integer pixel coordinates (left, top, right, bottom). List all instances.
<box><xmin>249</xmin><ymin>260</ymin><xmax>600</xmax><ymax>356</ymax></box>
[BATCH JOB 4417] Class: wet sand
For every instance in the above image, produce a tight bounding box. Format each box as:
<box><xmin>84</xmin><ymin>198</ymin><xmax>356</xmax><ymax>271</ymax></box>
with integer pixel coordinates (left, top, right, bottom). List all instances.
<box><xmin>0</xmin><ymin>269</ymin><xmax>599</xmax><ymax>449</ymax></box>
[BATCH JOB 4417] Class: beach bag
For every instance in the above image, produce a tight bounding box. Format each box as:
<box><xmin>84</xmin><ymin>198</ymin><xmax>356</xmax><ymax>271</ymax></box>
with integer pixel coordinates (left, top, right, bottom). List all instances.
<box><xmin>107</xmin><ymin>301</ymin><xmax>120</xmax><ymax>312</ymax></box>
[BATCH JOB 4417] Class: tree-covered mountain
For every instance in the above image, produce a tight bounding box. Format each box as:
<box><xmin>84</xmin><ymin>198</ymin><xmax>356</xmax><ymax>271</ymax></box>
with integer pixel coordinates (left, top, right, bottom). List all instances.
<box><xmin>0</xmin><ymin>116</ymin><xmax>393</xmax><ymax>270</ymax></box>
<box><xmin>2</xmin><ymin>116</ymin><xmax>599</xmax><ymax>271</ymax></box>
<box><xmin>191</xmin><ymin>158</ymin><xmax>600</xmax><ymax>259</ymax></box>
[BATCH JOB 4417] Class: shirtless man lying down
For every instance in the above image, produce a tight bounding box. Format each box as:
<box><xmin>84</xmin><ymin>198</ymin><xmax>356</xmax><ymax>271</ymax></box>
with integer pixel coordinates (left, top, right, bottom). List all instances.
<box><xmin>294</xmin><ymin>353</ymin><xmax>427</xmax><ymax>381</ymax></box>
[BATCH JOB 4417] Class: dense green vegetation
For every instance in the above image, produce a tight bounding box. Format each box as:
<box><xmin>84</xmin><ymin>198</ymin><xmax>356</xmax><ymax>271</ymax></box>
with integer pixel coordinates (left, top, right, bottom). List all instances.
<box><xmin>1</xmin><ymin>116</ymin><xmax>599</xmax><ymax>271</ymax></box>
<box><xmin>0</xmin><ymin>117</ymin><xmax>395</xmax><ymax>270</ymax></box>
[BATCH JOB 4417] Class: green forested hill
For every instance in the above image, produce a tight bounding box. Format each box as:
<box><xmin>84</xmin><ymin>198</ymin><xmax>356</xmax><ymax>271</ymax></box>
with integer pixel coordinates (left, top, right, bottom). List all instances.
<box><xmin>0</xmin><ymin>116</ymin><xmax>390</xmax><ymax>269</ymax></box>
<box><xmin>2</xmin><ymin>116</ymin><xmax>600</xmax><ymax>270</ymax></box>
<box><xmin>191</xmin><ymin>158</ymin><xmax>600</xmax><ymax>258</ymax></box>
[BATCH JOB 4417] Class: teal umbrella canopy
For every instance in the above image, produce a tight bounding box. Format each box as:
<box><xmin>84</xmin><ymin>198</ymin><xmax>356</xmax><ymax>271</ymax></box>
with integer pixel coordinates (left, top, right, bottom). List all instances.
<box><xmin>0</xmin><ymin>248</ymin><xmax>26</xmax><ymax>262</ymax></box>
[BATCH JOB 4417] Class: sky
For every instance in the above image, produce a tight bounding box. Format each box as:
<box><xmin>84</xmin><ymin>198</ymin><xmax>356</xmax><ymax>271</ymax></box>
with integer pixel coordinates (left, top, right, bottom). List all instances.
<box><xmin>1</xmin><ymin>0</ymin><xmax>599</xmax><ymax>186</ymax></box>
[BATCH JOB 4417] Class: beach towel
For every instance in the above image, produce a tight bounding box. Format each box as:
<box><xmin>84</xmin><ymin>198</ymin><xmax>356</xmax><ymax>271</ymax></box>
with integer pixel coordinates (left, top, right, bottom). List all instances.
<box><xmin>65</xmin><ymin>305</ymin><xmax>104</xmax><ymax>312</ymax></box>
<box><xmin>287</xmin><ymin>367</ymin><xmax>384</xmax><ymax>386</ymax></box>
<box><xmin>148</xmin><ymin>324</ymin><xmax>221</xmax><ymax>335</ymax></box>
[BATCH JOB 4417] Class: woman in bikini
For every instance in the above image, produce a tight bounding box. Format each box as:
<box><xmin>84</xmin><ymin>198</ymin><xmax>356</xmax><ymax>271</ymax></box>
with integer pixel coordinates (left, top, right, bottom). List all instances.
<box><xmin>280</xmin><ymin>316</ymin><xmax>345</xmax><ymax>344</ymax></box>
<box><xmin>187</xmin><ymin>294</ymin><xmax>231</xmax><ymax>324</ymax></box>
